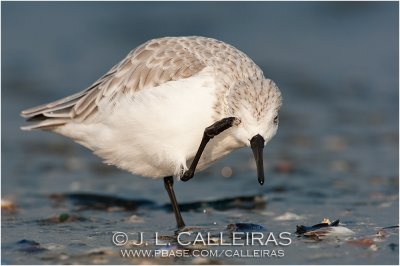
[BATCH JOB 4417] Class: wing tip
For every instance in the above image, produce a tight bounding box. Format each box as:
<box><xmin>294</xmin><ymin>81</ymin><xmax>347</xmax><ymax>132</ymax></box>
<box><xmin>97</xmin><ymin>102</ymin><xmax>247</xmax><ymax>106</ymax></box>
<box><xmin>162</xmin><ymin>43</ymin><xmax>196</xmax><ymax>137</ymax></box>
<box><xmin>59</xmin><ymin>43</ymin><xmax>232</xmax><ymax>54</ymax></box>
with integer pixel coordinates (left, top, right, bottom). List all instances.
<box><xmin>20</xmin><ymin>119</ymin><xmax>67</xmax><ymax>131</ymax></box>
<box><xmin>20</xmin><ymin>109</ymin><xmax>32</xmax><ymax>118</ymax></box>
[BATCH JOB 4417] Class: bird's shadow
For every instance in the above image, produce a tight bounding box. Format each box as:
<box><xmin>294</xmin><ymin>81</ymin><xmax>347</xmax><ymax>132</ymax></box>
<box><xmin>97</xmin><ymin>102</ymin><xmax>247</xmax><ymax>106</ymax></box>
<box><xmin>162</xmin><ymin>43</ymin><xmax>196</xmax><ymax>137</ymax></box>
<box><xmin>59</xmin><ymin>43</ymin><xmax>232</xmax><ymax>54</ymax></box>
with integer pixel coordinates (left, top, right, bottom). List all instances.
<box><xmin>48</xmin><ymin>192</ymin><xmax>266</xmax><ymax>212</ymax></box>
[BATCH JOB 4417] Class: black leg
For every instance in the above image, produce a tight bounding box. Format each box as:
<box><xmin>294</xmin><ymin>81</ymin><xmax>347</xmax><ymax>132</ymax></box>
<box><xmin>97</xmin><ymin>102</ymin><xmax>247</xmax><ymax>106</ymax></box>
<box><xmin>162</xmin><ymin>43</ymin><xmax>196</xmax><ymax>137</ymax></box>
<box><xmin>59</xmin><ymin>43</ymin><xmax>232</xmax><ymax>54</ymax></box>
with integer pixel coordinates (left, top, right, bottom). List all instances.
<box><xmin>163</xmin><ymin>176</ymin><xmax>185</xmax><ymax>228</ymax></box>
<box><xmin>181</xmin><ymin>117</ymin><xmax>239</xmax><ymax>182</ymax></box>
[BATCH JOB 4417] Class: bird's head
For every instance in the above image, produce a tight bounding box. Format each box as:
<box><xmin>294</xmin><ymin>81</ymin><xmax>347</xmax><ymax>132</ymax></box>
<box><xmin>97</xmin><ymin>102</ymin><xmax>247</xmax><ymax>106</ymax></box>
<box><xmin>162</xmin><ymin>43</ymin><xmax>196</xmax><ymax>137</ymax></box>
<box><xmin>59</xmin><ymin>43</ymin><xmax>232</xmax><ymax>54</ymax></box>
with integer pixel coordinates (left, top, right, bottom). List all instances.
<box><xmin>227</xmin><ymin>78</ymin><xmax>282</xmax><ymax>185</ymax></box>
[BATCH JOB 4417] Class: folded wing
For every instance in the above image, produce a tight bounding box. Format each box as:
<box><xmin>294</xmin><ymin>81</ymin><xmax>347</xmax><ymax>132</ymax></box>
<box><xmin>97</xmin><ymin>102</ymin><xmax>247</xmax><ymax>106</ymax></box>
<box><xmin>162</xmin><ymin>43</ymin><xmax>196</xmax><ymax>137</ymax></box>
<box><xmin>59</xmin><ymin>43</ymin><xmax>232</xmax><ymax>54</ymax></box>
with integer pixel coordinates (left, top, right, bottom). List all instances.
<box><xmin>21</xmin><ymin>37</ymin><xmax>206</xmax><ymax>130</ymax></box>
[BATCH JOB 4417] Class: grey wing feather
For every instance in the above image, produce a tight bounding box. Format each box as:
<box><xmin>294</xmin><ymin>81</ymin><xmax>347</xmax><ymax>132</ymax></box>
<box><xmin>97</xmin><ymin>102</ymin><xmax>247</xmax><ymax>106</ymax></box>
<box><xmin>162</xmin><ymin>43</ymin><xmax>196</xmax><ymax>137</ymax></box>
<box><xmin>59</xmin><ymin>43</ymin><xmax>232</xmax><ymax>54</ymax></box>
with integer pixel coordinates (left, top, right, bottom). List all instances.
<box><xmin>20</xmin><ymin>37</ymin><xmax>207</xmax><ymax>130</ymax></box>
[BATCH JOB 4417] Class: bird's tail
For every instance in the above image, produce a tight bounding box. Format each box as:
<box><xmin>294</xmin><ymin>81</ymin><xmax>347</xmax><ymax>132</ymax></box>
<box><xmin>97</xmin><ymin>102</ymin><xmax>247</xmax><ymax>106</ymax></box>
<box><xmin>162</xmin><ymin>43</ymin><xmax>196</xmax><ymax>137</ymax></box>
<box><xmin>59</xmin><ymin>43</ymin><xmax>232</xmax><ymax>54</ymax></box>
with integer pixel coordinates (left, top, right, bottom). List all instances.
<box><xmin>20</xmin><ymin>89</ymin><xmax>90</xmax><ymax>130</ymax></box>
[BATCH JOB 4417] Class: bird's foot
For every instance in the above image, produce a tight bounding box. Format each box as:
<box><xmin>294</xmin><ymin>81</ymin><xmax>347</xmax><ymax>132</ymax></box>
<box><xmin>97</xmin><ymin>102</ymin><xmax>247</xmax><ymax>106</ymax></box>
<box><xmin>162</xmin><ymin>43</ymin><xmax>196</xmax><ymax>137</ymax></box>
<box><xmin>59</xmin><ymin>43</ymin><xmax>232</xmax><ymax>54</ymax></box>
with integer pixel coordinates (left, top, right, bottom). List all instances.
<box><xmin>181</xmin><ymin>169</ymin><xmax>194</xmax><ymax>182</ymax></box>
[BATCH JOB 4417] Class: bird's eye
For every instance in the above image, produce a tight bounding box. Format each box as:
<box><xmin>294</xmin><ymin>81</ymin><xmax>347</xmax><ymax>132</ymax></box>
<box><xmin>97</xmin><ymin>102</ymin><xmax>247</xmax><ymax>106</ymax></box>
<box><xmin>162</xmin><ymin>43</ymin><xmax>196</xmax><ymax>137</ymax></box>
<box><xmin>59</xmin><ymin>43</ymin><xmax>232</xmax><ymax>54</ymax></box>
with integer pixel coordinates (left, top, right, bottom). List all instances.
<box><xmin>274</xmin><ymin>115</ymin><xmax>279</xmax><ymax>125</ymax></box>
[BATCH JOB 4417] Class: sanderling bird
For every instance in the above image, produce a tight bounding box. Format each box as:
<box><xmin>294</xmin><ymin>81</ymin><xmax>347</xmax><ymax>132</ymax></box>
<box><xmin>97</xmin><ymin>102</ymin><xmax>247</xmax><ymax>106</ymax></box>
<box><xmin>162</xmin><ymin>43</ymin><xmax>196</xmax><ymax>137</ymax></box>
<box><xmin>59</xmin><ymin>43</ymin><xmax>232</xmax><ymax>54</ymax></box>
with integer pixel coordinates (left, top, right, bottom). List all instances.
<box><xmin>21</xmin><ymin>36</ymin><xmax>282</xmax><ymax>228</ymax></box>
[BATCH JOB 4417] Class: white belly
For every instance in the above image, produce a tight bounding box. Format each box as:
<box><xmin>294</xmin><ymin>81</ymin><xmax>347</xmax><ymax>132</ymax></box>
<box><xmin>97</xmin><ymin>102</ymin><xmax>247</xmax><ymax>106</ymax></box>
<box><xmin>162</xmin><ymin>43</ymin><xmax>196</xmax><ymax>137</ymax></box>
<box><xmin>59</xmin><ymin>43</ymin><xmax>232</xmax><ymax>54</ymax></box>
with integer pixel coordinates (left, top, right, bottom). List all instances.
<box><xmin>56</xmin><ymin>68</ymin><xmax>243</xmax><ymax>178</ymax></box>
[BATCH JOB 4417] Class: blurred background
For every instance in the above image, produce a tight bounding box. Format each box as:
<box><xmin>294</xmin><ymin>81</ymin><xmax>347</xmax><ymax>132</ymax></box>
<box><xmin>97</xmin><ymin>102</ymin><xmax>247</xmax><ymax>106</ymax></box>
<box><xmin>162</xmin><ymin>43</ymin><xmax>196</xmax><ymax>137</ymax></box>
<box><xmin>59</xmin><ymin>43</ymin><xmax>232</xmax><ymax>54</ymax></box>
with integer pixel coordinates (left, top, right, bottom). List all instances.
<box><xmin>2</xmin><ymin>2</ymin><xmax>398</xmax><ymax>265</ymax></box>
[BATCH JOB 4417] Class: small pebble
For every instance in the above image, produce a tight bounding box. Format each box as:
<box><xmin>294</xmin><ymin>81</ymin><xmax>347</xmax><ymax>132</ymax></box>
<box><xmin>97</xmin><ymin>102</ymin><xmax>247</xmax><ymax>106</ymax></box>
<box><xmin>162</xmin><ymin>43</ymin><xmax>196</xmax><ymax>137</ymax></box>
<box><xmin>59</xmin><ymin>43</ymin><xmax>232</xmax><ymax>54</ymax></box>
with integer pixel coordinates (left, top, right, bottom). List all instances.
<box><xmin>127</xmin><ymin>214</ymin><xmax>145</xmax><ymax>224</ymax></box>
<box><xmin>221</xmin><ymin>166</ymin><xmax>233</xmax><ymax>177</ymax></box>
<box><xmin>59</xmin><ymin>213</ymin><xmax>69</xmax><ymax>222</ymax></box>
<box><xmin>41</xmin><ymin>243</ymin><xmax>65</xmax><ymax>250</ymax></box>
<box><xmin>16</xmin><ymin>239</ymin><xmax>46</xmax><ymax>253</ymax></box>
<box><xmin>1</xmin><ymin>198</ymin><xmax>17</xmax><ymax>212</ymax></box>
<box><xmin>274</xmin><ymin>212</ymin><xmax>304</xmax><ymax>221</ymax></box>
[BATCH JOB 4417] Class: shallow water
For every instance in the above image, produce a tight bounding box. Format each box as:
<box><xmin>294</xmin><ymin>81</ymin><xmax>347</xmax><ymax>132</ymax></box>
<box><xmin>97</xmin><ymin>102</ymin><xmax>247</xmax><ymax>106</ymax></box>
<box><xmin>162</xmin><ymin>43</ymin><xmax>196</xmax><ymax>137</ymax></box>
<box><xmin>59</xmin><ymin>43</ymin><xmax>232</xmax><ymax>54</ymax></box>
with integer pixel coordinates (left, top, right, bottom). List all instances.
<box><xmin>2</xmin><ymin>2</ymin><xmax>399</xmax><ymax>265</ymax></box>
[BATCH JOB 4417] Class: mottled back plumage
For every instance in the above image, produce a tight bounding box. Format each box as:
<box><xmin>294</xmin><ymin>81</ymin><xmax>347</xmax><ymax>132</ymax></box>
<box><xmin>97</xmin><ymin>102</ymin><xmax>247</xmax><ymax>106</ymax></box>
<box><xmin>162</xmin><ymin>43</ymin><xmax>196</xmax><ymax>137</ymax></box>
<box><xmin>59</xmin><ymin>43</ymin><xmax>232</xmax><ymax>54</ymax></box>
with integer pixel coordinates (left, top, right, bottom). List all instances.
<box><xmin>21</xmin><ymin>36</ymin><xmax>265</xmax><ymax>129</ymax></box>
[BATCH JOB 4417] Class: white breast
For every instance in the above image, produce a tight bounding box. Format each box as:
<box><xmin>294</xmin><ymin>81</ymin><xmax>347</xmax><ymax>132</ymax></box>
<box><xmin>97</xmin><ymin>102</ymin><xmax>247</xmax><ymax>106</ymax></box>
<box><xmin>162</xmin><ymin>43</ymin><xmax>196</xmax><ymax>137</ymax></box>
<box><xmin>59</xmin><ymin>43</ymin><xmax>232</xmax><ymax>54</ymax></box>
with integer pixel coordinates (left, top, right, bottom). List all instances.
<box><xmin>55</xmin><ymin>67</ymin><xmax>241</xmax><ymax>179</ymax></box>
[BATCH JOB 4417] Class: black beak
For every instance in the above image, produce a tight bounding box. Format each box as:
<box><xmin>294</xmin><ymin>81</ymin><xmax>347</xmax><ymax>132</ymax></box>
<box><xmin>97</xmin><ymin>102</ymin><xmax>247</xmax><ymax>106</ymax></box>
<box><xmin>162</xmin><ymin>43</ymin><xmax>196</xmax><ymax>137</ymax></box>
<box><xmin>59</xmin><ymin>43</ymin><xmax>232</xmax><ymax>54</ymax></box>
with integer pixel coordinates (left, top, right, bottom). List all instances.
<box><xmin>250</xmin><ymin>134</ymin><xmax>265</xmax><ymax>185</ymax></box>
